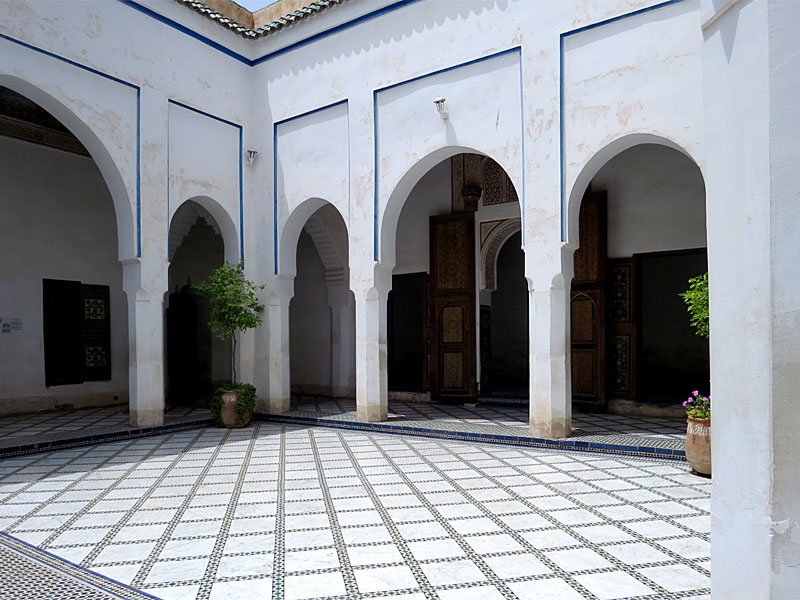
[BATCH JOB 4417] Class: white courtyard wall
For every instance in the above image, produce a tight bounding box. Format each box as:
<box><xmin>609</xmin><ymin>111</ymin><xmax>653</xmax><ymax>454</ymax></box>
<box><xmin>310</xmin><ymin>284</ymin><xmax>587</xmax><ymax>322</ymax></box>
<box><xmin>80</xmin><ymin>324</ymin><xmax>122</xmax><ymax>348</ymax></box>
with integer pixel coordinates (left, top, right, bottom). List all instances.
<box><xmin>591</xmin><ymin>144</ymin><xmax>706</xmax><ymax>258</ymax></box>
<box><xmin>0</xmin><ymin>137</ymin><xmax>128</xmax><ymax>415</ymax></box>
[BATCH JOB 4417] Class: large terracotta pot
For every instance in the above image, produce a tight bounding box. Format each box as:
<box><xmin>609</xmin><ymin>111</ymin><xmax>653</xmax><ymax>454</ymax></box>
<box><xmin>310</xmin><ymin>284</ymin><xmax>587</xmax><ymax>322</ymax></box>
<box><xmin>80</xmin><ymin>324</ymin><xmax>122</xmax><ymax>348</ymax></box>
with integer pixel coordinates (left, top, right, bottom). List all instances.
<box><xmin>220</xmin><ymin>390</ymin><xmax>252</xmax><ymax>428</ymax></box>
<box><xmin>685</xmin><ymin>416</ymin><xmax>711</xmax><ymax>476</ymax></box>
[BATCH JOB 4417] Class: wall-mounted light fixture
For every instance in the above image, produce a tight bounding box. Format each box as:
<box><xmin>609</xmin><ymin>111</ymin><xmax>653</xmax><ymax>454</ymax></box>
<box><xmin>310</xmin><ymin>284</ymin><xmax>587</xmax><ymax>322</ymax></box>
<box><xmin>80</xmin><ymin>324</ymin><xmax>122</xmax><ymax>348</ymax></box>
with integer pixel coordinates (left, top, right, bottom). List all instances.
<box><xmin>246</xmin><ymin>149</ymin><xmax>258</xmax><ymax>167</ymax></box>
<box><xmin>434</xmin><ymin>96</ymin><xmax>448</xmax><ymax>120</ymax></box>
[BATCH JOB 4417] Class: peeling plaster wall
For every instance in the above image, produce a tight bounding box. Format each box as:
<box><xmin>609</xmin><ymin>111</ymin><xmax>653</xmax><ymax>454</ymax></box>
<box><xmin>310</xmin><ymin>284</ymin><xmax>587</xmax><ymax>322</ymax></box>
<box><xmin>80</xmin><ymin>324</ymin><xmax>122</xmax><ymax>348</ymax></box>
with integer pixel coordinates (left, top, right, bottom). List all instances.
<box><xmin>0</xmin><ymin>137</ymin><xmax>128</xmax><ymax>414</ymax></box>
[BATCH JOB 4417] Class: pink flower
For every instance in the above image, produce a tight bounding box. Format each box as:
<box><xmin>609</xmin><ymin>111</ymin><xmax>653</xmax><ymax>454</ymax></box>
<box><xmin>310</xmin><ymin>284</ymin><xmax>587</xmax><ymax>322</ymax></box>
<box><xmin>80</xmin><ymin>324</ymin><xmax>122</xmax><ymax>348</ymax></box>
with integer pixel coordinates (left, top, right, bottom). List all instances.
<box><xmin>692</xmin><ymin>390</ymin><xmax>699</xmax><ymax>396</ymax></box>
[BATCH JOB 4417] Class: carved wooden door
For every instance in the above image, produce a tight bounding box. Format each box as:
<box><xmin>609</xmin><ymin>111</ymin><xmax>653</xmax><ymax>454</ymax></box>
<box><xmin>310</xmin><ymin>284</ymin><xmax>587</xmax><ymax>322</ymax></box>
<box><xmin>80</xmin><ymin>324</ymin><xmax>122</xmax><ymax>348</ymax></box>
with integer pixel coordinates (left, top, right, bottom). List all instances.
<box><xmin>570</xmin><ymin>191</ymin><xmax>607</xmax><ymax>407</ymax></box>
<box><xmin>429</xmin><ymin>213</ymin><xmax>476</xmax><ymax>401</ymax></box>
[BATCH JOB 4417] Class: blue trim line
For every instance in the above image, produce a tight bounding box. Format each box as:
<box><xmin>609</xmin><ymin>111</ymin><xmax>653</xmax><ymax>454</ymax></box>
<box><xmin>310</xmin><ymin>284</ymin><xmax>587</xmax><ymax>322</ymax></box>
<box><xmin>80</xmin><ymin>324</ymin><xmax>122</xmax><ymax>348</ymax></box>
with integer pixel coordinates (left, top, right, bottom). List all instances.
<box><xmin>120</xmin><ymin>0</ymin><xmax>425</xmax><ymax>67</ymax></box>
<box><xmin>372</xmin><ymin>89</ymin><xmax>379</xmax><ymax>260</ymax></box>
<box><xmin>119</xmin><ymin>0</ymin><xmax>252</xmax><ymax>65</ymax></box>
<box><xmin>167</xmin><ymin>99</ymin><xmax>244</xmax><ymax>261</ymax></box>
<box><xmin>273</xmin><ymin>121</ymin><xmax>279</xmax><ymax>274</ymax></box>
<box><xmin>0</xmin><ymin>32</ymin><xmax>142</xmax><ymax>257</ymax></box>
<box><xmin>136</xmin><ymin>89</ymin><xmax>141</xmax><ymax>256</ymax></box>
<box><xmin>252</xmin><ymin>0</ymin><xmax>423</xmax><ymax>65</ymax></box>
<box><xmin>0</xmin><ymin>532</ymin><xmax>165</xmax><ymax>600</ymax></box>
<box><xmin>518</xmin><ymin>48</ymin><xmax>526</xmax><ymax>245</ymax></box>
<box><xmin>255</xmin><ymin>413</ymin><xmax>686</xmax><ymax>461</ymax></box>
<box><xmin>239</xmin><ymin>127</ymin><xmax>244</xmax><ymax>261</ymax></box>
<box><xmin>273</xmin><ymin>99</ymin><xmax>349</xmax><ymax>274</ymax></box>
<box><xmin>558</xmin><ymin>0</ymin><xmax>690</xmax><ymax>241</ymax></box>
<box><xmin>372</xmin><ymin>46</ymin><xmax>522</xmax><ymax>261</ymax></box>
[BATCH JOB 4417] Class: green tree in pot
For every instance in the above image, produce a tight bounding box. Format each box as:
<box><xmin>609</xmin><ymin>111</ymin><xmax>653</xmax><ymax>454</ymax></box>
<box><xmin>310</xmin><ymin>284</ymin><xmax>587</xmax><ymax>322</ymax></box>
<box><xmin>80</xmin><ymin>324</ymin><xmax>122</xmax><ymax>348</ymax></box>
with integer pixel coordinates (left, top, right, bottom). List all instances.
<box><xmin>679</xmin><ymin>272</ymin><xmax>711</xmax><ymax>476</ymax></box>
<box><xmin>194</xmin><ymin>261</ymin><xmax>264</xmax><ymax>427</ymax></box>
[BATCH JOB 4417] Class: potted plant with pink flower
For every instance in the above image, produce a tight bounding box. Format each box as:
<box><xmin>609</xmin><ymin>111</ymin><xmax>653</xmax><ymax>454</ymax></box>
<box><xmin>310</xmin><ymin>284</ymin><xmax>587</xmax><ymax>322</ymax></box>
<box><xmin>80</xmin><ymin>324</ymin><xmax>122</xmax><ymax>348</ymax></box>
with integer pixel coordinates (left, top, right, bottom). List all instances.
<box><xmin>680</xmin><ymin>273</ymin><xmax>711</xmax><ymax>476</ymax></box>
<box><xmin>683</xmin><ymin>390</ymin><xmax>711</xmax><ymax>476</ymax></box>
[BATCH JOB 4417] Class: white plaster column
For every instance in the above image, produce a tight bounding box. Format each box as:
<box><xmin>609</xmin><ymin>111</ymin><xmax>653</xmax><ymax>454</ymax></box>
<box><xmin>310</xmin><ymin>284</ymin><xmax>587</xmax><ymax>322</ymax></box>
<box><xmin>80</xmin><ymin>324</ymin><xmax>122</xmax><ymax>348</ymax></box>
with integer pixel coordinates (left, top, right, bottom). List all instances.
<box><xmin>327</xmin><ymin>283</ymin><xmax>355</xmax><ymax>398</ymax></box>
<box><xmin>122</xmin><ymin>267</ymin><xmax>166</xmax><ymax>428</ymax></box>
<box><xmin>267</xmin><ymin>275</ymin><xmax>294</xmax><ymax>413</ymax></box>
<box><xmin>123</xmin><ymin>86</ymin><xmax>169</xmax><ymax>428</ymax></box>
<box><xmin>704</xmin><ymin>1</ymin><xmax>800</xmax><ymax>595</ymax></box>
<box><xmin>353</xmin><ymin>266</ymin><xmax>391</xmax><ymax>422</ymax></box>
<box><xmin>527</xmin><ymin>249</ymin><xmax>573</xmax><ymax>439</ymax></box>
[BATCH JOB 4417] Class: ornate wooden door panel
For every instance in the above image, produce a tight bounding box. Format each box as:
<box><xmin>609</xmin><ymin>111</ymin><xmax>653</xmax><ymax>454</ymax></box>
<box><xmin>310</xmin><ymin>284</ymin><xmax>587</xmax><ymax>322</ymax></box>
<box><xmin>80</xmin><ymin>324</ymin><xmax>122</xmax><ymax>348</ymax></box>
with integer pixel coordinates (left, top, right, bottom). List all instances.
<box><xmin>608</xmin><ymin>258</ymin><xmax>636</xmax><ymax>400</ymax></box>
<box><xmin>570</xmin><ymin>191</ymin><xmax>607</xmax><ymax>407</ymax></box>
<box><xmin>430</xmin><ymin>213</ymin><xmax>476</xmax><ymax>401</ymax></box>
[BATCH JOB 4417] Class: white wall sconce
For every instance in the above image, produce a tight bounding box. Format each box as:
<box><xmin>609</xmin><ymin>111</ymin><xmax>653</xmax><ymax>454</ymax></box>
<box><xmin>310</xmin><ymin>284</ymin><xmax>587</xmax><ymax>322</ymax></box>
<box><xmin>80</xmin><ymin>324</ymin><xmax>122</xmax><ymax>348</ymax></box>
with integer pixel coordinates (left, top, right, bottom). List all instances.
<box><xmin>434</xmin><ymin>96</ymin><xmax>448</xmax><ymax>120</ymax></box>
<box><xmin>246</xmin><ymin>149</ymin><xmax>258</xmax><ymax>166</ymax></box>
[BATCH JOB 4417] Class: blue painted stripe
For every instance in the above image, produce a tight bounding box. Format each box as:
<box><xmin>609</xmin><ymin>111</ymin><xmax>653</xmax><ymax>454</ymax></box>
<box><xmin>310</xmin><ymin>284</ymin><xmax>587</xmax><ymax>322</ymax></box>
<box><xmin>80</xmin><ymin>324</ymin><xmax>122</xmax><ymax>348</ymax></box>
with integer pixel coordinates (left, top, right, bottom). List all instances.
<box><xmin>168</xmin><ymin>98</ymin><xmax>242</xmax><ymax>128</ymax></box>
<box><xmin>120</xmin><ymin>0</ymin><xmax>425</xmax><ymax>68</ymax></box>
<box><xmin>136</xmin><ymin>89</ymin><xmax>141</xmax><ymax>256</ymax></box>
<box><xmin>239</xmin><ymin>127</ymin><xmax>244</xmax><ymax>262</ymax></box>
<box><xmin>559</xmin><ymin>0</ymin><xmax>690</xmax><ymax>241</ymax></box>
<box><xmin>167</xmin><ymin>99</ymin><xmax>244</xmax><ymax>261</ymax></box>
<box><xmin>255</xmin><ymin>412</ymin><xmax>686</xmax><ymax>461</ymax></box>
<box><xmin>274</xmin><ymin>98</ymin><xmax>348</xmax><ymax>127</ymax></box>
<box><xmin>251</xmin><ymin>0</ymin><xmax>423</xmax><ymax>65</ymax></box>
<box><xmin>0</xmin><ymin>32</ymin><xmax>142</xmax><ymax>257</ymax></box>
<box><xmin>372</xmin><ymin>46</ymin><xmax>522</xmax><ymax>261</ymax></box>
<box><xmin>372</xmin><ymin>89</ymin><xmax>379</xmax><ymax>260</ymax></box>
<box><xmin>518</xmin><ymin>48</ymin><xmax>526</xmax><ymax>245</ymax></box>
<box><xmin>0</xmin><ymin>532</ymin><xmax>165</xmax><ymax>600</ymax></box>
<box><xmin>273</xmin><ymin>122</ymin><xmax>279</xmax><ymax>275</ymax></box>
<box><xmin>118</xmin><ymin>0</ymin><xmax>252</xmax><ymax>65</ymax></box>
<box><xmin>273</xmin><ymin>99</ymin><xmax>349</xmax><ymax>273</ymax></box>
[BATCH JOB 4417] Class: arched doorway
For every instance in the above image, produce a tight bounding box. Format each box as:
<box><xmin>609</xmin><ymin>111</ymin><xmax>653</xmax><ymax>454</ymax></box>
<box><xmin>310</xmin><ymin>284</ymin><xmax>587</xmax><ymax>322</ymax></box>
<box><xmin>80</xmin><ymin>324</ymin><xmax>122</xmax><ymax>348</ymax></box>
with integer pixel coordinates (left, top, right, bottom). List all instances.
<box><xmin>290</xmin><ymin>203</ymin><xmax>355</xmax><ymax>400</ymax></box>
<box><xmin>569</xmin><ymin>142</ymin><xmax>707</xmax><ymax>412</ymax></box>
<box><xmin>387</xmin><ymin>152</ymin><xmax>524</xmax><ymax>403</ymax></box>
<box><xmin>166</xmin><ymin>199</ymin><xmax>233</xmax><ymax>406</ymax></box>
<box><xmin>0</xmin><ymin>84</ymin><xmax>129</xmax><ymax>417</ymax></box>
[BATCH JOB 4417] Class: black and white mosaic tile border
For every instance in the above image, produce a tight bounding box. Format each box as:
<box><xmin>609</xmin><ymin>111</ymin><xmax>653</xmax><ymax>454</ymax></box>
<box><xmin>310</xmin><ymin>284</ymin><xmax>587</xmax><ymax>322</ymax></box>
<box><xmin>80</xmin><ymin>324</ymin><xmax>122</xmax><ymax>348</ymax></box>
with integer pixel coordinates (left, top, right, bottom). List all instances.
<box><xmin>0</xmin><ymin>531</ymin><xmax>162</xmax><ymax>600</ymax></box>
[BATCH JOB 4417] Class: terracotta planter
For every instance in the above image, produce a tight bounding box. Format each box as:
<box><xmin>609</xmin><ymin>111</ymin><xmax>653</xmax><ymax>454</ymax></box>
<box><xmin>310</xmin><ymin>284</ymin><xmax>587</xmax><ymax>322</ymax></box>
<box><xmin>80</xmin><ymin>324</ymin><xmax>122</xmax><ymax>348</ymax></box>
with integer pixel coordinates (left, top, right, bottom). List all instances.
<box><xmin>685</xmin><ymin>416</ymin><xmax>711</xmax><ymax>476</ymax></box>
<box><xmin>220</xmin><ymin>390</ymin><xmax>252</xmax><ymax>428</ymax></box>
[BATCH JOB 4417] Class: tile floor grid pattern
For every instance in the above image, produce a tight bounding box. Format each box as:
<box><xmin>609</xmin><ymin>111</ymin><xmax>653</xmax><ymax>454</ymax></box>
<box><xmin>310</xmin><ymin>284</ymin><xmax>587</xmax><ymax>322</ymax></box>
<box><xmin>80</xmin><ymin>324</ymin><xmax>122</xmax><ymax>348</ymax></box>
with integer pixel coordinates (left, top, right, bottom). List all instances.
<box><xmin>344</xmin><ymin>429</ymin><xmax>561</xmax><ymax>600</ymax></box>
<box><xmin>0</xmin><ymin>423</ymin><xmax>710</xmax><ymax>600</ymax></box>
<box><xmin>271</xmin><ymin>425</ymin><xmax>287</xmax><ymax>600</ymax></box>
<box><xmin>398</xmin><ymin>435</ymin><xmax>709</xmax><ymax>597</ymax></box>
<box><xmin>128</xmin><ymin>430</ymin><xmax>236</xmax><ymax>590</ymax></box>
<box><xmin>306</xmin><ymin>428</ymin><xmax>365</xmax><ymax>597</ymax></box>
<box><xmin>195</xmin><ymin>429</ymin><xmax>260</xmax><ymax>600</ymax></box>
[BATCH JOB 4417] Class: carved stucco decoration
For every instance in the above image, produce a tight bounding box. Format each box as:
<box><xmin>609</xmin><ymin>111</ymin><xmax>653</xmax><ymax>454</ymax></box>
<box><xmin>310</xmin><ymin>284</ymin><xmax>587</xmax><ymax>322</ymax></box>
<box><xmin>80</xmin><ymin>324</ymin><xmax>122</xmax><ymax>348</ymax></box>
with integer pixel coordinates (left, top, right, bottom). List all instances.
<box><xmin>479</xmin><ymin>217</ymin><xmax>521</xmax><ymax>290</ymax></box>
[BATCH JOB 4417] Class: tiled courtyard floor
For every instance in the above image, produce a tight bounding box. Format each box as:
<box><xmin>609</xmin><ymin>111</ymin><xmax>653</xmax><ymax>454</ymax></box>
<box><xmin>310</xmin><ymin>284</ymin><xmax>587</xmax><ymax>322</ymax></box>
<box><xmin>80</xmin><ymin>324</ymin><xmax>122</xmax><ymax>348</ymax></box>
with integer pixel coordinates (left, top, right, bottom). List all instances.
<box><xmin>0</xmin><ymin>422</ymin><xmax>710</xmax><ymax>599</ymax></box>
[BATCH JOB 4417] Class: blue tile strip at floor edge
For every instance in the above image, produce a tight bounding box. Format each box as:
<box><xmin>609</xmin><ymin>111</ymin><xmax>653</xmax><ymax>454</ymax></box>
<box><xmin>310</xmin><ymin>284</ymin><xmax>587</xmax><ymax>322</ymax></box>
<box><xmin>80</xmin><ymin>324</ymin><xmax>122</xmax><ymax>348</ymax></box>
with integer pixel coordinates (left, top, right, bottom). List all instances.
<box><xmin>0</xmin><ymin>418</ymin><xmax>214</xmax><ymax>459</ymax></box>
<box><xmin>254</xmin><ymin>413</ymin><xmax>687</xmax><ymax>461</ymax></box>
<box><xmin>0</xmin><ymin>531</ymin><xmax>163</xmax><ymax>599</ymax></box>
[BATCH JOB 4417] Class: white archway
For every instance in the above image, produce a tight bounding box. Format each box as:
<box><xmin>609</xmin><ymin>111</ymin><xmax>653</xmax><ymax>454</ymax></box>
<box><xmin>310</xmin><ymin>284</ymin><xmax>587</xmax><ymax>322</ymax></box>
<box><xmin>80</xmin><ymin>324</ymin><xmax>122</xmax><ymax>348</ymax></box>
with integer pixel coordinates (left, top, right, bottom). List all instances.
<box><xmin>566</xmin><ymin>133</ymin><xmax>702</xmax><ymax>250</ymax></box>
<box><xmin>0</xmin><ymin>74</ymin><xmax>135</xmax><ymax>261</ymax></box>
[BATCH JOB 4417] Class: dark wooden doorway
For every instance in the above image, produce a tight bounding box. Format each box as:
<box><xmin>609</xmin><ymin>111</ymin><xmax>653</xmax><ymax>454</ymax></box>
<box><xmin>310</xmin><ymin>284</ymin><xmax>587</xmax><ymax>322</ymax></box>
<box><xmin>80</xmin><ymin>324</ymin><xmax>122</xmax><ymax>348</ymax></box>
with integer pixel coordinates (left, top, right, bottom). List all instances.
<box><xmin>570</xmin><ymin>191</ymin><xmax>607</xmax><ymax>409</ymax></box>
<box><xmin>429</xmin><ymin>213</ymin><xmax>476</xmax><ymax>401</ymax></box>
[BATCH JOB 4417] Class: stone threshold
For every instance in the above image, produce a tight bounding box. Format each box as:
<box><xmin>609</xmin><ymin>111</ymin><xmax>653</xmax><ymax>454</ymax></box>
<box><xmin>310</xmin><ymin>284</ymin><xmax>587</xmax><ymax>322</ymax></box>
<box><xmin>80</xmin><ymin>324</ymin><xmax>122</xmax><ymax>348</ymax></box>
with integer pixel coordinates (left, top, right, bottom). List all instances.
<box><xmin>254</xmin><ymin>412</ymin><xmax>687</xmax><ymax>461</ymax></box>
